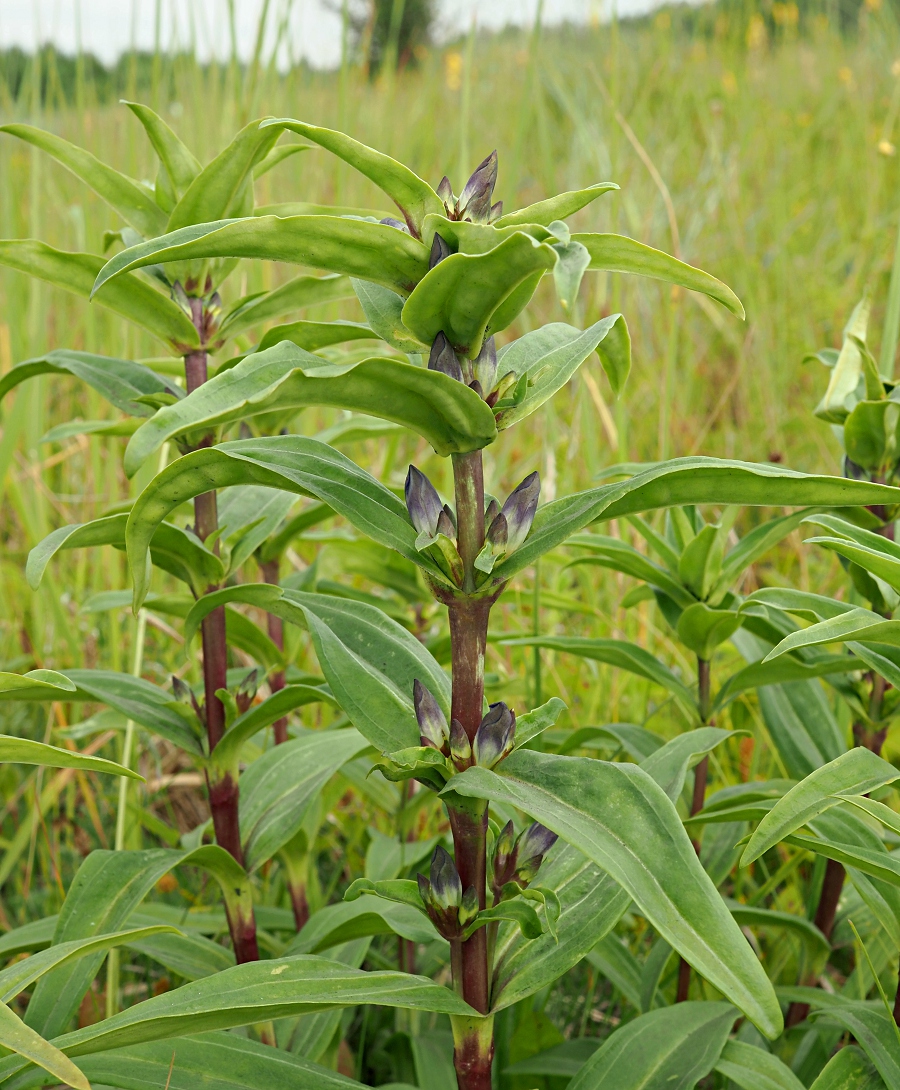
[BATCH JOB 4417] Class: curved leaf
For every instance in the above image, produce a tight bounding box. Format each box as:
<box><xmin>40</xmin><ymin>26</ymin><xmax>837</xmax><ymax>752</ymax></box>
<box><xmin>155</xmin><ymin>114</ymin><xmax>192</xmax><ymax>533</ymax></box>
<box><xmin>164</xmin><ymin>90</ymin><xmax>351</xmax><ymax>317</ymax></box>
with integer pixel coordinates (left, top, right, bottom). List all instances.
<box><xmin>0</xmin><ymin>349</ymin><xmax>181</xmax><ymax>416</ymax></box>
<box><xmin>0</xmin><ymin>122</ymin><xmax>167</xmax><ymax>237</ymax></box>
<box><xmin>218</xmin><ymin>273</ymin><xmax>353</xmax><ymax>339</ymax></box>
<box><xmin>351</xmin><ymin>278</ymin><xmax>427</xmax><ymax>351</ymax></box>
<box><xmin>492</xmin><ymin>458</ymin><xmax>900</xmax><ymax>584</ymax></box>
<box><xmin>676</xmin><ymin>603</ymin><xmax>743</xmax><ymax>659</ymax></box>
<box><xmin>0</xmin><ymin>1003</ymin><xmax>89</xmax><ymax>1090</ymax></box>
<box><xmin>811</xmin><ymin>1004</ymin><xmax>900</xmax><ymax>1089</ymax></box>
<box><xmin>566</xmin><ymin>533</ymin><xmax>695</xmax><ymax>606</ymax></box>
<box><xmin>741</xmin><ymin>749</ymin><xmax>900</xmax><ymax>865</ymax></box>
<box><xmin>213</xmin><ymin>682</ymin><xmax>336</xmax><ymax>770</ymax></box>
<box><xmin>726</xmin><ymin>904</ymin><xmax>830</xmax><ymax>959</ymax></box>
<box><xmin>289</xmin><ymin>899</ymin><xmax>439</xmax><ymax>955</ymax></box>
<box><xmin>401</xmin><ymin>231</ymin><xmax>557</xmax><ymax>356</ymax></box>
<box><xmin>573</xmin><ymin>232</ymin><xmax>744</xmax><ymax>317</ymax></box>
<box><xmin>239</xmin><ymin>729</ymin><xmax>369</xmax><ymax>869</ymax></box>
<box><xmin>0</xmin><ymin>670</ymin><xmax>76</xmax><ymax>702</ymax></box>
<box><xmin>496</xmin><ymin>183</ymin><xmax>619</xmax><ymax>228</ymax></box>
<box><xmin>715</xmin><ymin>1039</ymin><xmax>806</xmax><ymax>1090</ymax></box>
<box><xmin>123</xmin><ymin>100</ymin><xmax>200</xmax><ymax>196</ymax></box>
<box><xmin>495</xmin><ymin>317</ymin><xmax>630</xmax><ymax>428</ymax></box>
<box><xmin>124</xmin><ymin>342</ymin><xmax>496</xmax><ymax>474</ymax></box>
<box><xmin>567</xmin><ymin>1002</ymin><xmax>735</xmax><ymax>1090</ymax></box>
<box><xmin>713</xmin><ymin>655</ymin><xmax>858</xmax><ymax>709</ymax></box>
<box><xmin>0</xmin><ymin>735</ymin><xmax>140</xmax><ymax>779</ymax></box>
<box><xmin>0</xmin><ymin>926</ymin><xmax>179</xmax><ymax>1002</ymax></box>
<box><xmin>263</xmin><ymin>119</ymin><xmax>443</xmax><ymax>233</ymax></box>
<box><xmin>256</xmin><ymin>319</ymin><xmax>376</xmax><ymax>352</ymax></box>
<box><xmin>449</xmin><ymin>750</ymin><xmax>782</xmax><ymax>1037</ymax></box>
<box><xmin>125</xmin><ymin>437</ymin><xmax>439</xmax><ymax>608</ymax></box>
<box><xmin>92</xmin><ymin>216</ymin><xmax>430</xmax><ymax>298</ymax></box>
<box><xmin>809</xmin><ymin>1045</ymin><xmax>886</xmax><ymax>1089</ymax></box>
<box><xmin>640</xmin><ymin>727</ymin><xmax>734</xmax><ymax>802</ymax></box>
<box><xmin>76</xmin><ymin>1030</ymin><xmax>368</xmax><ymax>1090</ymax></box>
<box><xmin>0</xmin><ymin>240</ymin><xmax>199</xmax><ymax>349</ymax></box>
<box><xmin>167</xmin><ymin>118</ymin><xmax>283</xmax><ymax>231</ymax></box>
<box><xmin>502</xmin><ymin>636</ymin><xmax>697</xmax><ymax>712</ymax></box>
<box><xmin>491</xmin><ymin>843</ymin><xmax>629</xmax><ymax>1011</ymax></box>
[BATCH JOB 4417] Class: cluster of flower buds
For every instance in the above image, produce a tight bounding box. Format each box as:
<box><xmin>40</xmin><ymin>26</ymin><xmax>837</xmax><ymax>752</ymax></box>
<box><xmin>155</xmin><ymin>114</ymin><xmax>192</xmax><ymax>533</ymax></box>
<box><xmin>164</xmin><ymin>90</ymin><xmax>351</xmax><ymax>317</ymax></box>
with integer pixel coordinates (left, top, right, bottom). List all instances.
<box><xmin>172</xmin><ymin>674</ymin><xmax>204</xmax><ymax>726</ymax></box>
<box><xmin>426</xmin><ymin>327</ymin><xmax>520</xmax><ymax>412</ymax></box>
<box><xmin>404</xmin><ymin>466</ymin><xmax>463</xmax><ymax>584</ymax></box>
<box><xmin>436</xmin><ymin>151</ymin><xmax>503</xmax><ymax>224</ymax></box>
<box><xmin>417</xmin><ymin>846</ymin><xmax>479</xmax><ymax>940</ymax></box>
<box><xmin>415</xmin><ymin>681</ymin><xmax>517</xmax><ymax>773</ymax></box>
<box><xmin>491</xmin><ymin>821</ymin><xmax>559</xmax><ymax>902</ymax></box>
<box><xmin>172</xmin><ymin>280</ymin><xmax>222</xmax><ymax>342</ymax></box>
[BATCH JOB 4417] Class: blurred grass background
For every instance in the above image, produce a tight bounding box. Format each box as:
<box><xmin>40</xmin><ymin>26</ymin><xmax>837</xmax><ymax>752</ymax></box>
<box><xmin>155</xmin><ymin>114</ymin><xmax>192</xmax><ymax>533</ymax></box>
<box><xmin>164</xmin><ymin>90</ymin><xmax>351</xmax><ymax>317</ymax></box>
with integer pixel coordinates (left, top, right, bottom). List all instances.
<box><xmin>0</xmin><ymin>0</ymin><xmax>898</xmax><ymax>994</ymax></box>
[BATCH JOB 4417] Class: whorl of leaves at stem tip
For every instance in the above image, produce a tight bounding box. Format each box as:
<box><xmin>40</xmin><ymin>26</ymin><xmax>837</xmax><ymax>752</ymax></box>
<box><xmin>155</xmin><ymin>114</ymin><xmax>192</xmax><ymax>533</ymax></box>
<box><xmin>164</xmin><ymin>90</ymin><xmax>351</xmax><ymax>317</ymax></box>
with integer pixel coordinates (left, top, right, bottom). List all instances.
<box><xmin>492</xmin><ymin>820</ymin><xmax>558</xmax><ymax>896</ymax></box>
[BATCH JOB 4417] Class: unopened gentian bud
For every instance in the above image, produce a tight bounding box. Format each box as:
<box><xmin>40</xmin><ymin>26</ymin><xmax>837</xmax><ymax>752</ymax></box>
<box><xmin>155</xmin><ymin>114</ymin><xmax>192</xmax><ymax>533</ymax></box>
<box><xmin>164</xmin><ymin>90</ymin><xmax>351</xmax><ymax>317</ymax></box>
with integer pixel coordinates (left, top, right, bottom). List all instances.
<box><xmin>473</xmin><ymin>702</ymin><xmax>516</xmax><ymax>768</ymax></box>
<box><xmin>430</xmin><ymin>846</ymin><xmax>463</xmax><ymax>910</ymax></box>
<box><xmin>450</xmin><ymin>718</ymin><xmax>473</xmax><ymax>769</ymax></box>
<box><xmin>428</xmin><ymin>332</ymin><xmax>464</xmax><ymax>382</ymax></box>
<box><xmin>172</xmin><ymin>675</ymin><xmax>193</xmax><ymax>704</ymax></box>
<box><xmin>381</xmin><ymin>216</ymin><xmax>410</xmax><ymax>233</ymax></box>
<box><xmin>459</xmin><ymin>150</ymin><xmax>498</xmax><ymax>222</ymax></box>
<box><xmin>405</xmin><ymin>465</ymin><xmax>443</xmax><ymax>536</ymax></box>
<box><xmin>437</xmin><ymin>175</ymin><xmax>454</xmax><ymax>206</ymax></box>
<box><xmin>500</xmin><ymin>472</ymin><xmax>540</xmax><ymax>553</ymax></box>
<box><xmin>459</xmin><ymin>885</ymin><xmax>479</xmax><ymax>927</ymax></box>
<box><xmin>489</xmin><ymin>200</ymin><xmax>504</xmax><ymax>222</ymax></box>
<box><xmin>417</xmin><ymin>871</ymin><xmax>433</xmax><ymax>907</ymax></box>
<box><xmin>514</xmin><ymin>822</ymin><xmax>558</xmax><ymax>885</ymax></box>
<box><xmin>484</xmin><ymin>498</ymin><xmax>501</xmax><ymax>528</ymax></box>
<box><xmin>469</xmin><ymin>379</ymin><xmax>484</xmax><ymax>400</ymax></box>
<box><xmin>442</xmin><ymin>503</ymin><xmax>457</xmax><ymax>531</ymax></box>
<box><xmin>414</xmin><ymin>679</ymin><xmax>449</xmax><ymax>752</ymax></box>
<box><xmin>436</xmin><ymin>508</ymin><xmax>455</xmax><ymax>538</ymax></box>
<box><xmin>485</xmin><ymin>512</ymin><xmax>508</xmax><ymax>550</ymax></box>
<box><xmin>493</xmin><ymin>820</ymin><xmax>516</xmax><ymax>879</ymax></box>
<box><xmin>472</xmin><ymin>336</ymin><xmax>498</xmax><ymax>393</ymax></box>
<box><xmin>430</xmin><ymin>232</ymin><xmax>452</xmax><ymax>269</ymax></box>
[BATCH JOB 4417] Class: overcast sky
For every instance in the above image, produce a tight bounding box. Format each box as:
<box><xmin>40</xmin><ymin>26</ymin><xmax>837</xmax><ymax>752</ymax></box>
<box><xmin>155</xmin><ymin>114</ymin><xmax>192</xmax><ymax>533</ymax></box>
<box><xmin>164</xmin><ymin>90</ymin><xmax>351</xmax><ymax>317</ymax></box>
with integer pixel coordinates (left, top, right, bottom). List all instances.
<box><xmin>0</xmin><ymin>1</ymin><xmax>658</xmax><ymax>70</ymax></box>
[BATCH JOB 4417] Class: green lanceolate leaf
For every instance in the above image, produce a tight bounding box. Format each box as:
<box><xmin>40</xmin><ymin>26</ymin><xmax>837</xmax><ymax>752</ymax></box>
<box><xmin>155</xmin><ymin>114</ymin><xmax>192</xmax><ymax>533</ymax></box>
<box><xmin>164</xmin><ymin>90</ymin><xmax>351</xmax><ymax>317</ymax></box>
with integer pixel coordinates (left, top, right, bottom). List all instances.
<box><xmin>809</xmin><ymin>1045</ymin><xmax>886</xmax><ymax>1090</ymax></box>
<box><xmin>815</xmin><ymin>296</ymin><xmax>871</xmax><ymax>424</ymax></box>
<box><xmin>123</xmin><ymin>100</ymin><xmax>201</xmax><ymax>196</ymax></box>
<box><xmin>491</xmin><ymin>843</ymin><xmax>630</xmax><ymax>1011</ymax></box>
<box><xmin>350</xmin><ymin>277</ymin><xmax>427</xmax><ymax>352</ymax></box>
<box><xmin>123</xmin><ymin>342</ymin><xmax>496</xmax><ymax>474</ymax></box>
<box><xmin>496</xmin><ymin>183</ymin><xmax>619</xmax><ymax>228</ymax></box>
<box><xmin>714</xmin><ymin>1039</ymin><xmax>807</xmax><ymax>1090</ymax></box>
<box><xmin>62</xmin><ymin>669</ymin><xmax>203</xmax><ymax>755</ymax></box>
<box><xmin>263</xmin><ymin>119</ymin><xmax>443</xmax><ymax>233</ymax></box>
<box><xmin>92</xmin><ymin>217</ymin><xmax>430</xmax><ymax>298</ymax></box>
<box><xmin>0</xmin><ymin>350</ymin><xmax>182</xmax><ymax>417</ymax></box>
<box><xmin>639</xmin><ymin>728</ymin><xmax>734</xmax><ymax>802</ymax></box>
<box><xmin>714</xmin><ymin>509</ymin><xmax>820</xmax><ymax>594</ymax></box>
<box><xmin>0</xmin><ymin>123</ymin><xmax>167</xmax><ymax>237</ymax></box>
<box><xmin>494</xmin><ymin>317</ymin><xmax>630</xmax><ymax>431</ymax></box>
<box><xmin>0</xmin><ymin>956</ymin><xmax>474</xmax><ymax>1085</ymax></box>
<box><xmin>514</xmin><ymin>696</ymin><xmax>568</xmax><ymax>749</ymax></box>
<box><xmin>0</xmin><ymin>670</ymin><xmax>76</xmax><ymax>701</ymax></box>
<box><xmin>491</xmin><ymin>458</ymin><xmax>900</xmax><ymax>584</ymax></box>
<box><xmin>449</xmin><ymin>750</ymin><xmax>782</xmax><ymax>1037</ymax></box>
<box><xmin>239</xmin><ymin>729</ymin><xmax>370</xmax><ymax>869</ymax></box>
<box><xmin>713</xmin><ymin>655</ymin><xmax>858</xmax><ymax>710</ymax></box>
<box><xmin>166</xmin><ymin>118</ymin><xmax>284</xmax><ymax>231</ymax></box>
<box><xmin>218</xmin><ymin>273</ymin><xmax>353</xmax><ymax>339</ymax></box>
<box><xmin>23</xmin><ymin>847</ymin><xmax>236</xmax><ymax>1039</ymax></box>
<box><xmin>212</xmin><ymin>682</ymin><xmax>336</xmax><ymax>771</ymax></box>
<box><xmin>27</xmin><ymin>514</ymin><xmax>224</xmax><ymax>596</ymax></box>
<box><xmin>502</xmin><ymin>636</ymin><xmax>697</xmax><ymax>714</ymax></box>
<box><xmin>0</xmin><ymin>735</ymin><xmax>140</xmax><ymax>779</ymax></box>
<box><xmin>125</xmin><ymin>437</ymin><xmax>441</xmax><ymax>608</ymax></box>
<box><xmin>0</xmin><ymin>1003</ymin><xmax>89</xmax><ymax>1090</ymax></box>
<box><xmin>76</xmin><ymin>1030</ymin><xmax>369</xmax><ymax>1090</ymax></box>
<box><xmin>189</xmin><ymin>586</ymin><xmax>447</xmax><ymax>754</ymax></box>
<box><xmin>764</xmin><ymin>608</ymin><xmax>900</xmax><ymax>660</ymax></box>
<box><xmin>811</xmin><ymin>1004</ymin><xmax>900</xmax><ymax>1089</ymax></box>
<box><xmin>0</xmin><ymin>927</ymin><xmax>179</xmax><ymax>1002</ymax></box>
<box><xmin>290</xmin><ymin>899</ymin><xmax>439</xmax><ymax>955</ymax></box>
<box><xmin>256</xmin><ymin>319</ymin><xmax>376</xmax><ymax>353</ymax></box>
<box><xmin>741</xmin><ymin>748</ymin><xmax>900</xmax><ymax>865</ymax></box>
<box><xmin>567</xmin><ymin>1002</ymin><xmax>736</xmax><ymax>1090</ymax></box>
<box><xmin>126</xmin><ymin>930</ymin><xmax>235</xmax><ymax>981</ymax></box>
<box><xmin>0</xmin><ymin>241</ymin><xmax>199</xmax><ymax>349</ymax></box>
<box><xmin>573</xmin><ymin>232</ymin><xmax>744</xmax><ymax>317</ymax></box>
<box><xmin>565</xmin><ymin>534</ymin><xmax>695</xmax><ymax>606</ymax></box>
<box><xmin>401</xmin><ymin>231</ymin><xmax>558</xmax><ymax>356</ymax></box>
<box><xmin>677</xmin><ymin>603</ymin><xmax>743</xmax><ymax>659</ymax></box>
<box><xmin>725</xmin><ymin>903</ymin><xmax>830</xmax><ymax>959</ymax></box>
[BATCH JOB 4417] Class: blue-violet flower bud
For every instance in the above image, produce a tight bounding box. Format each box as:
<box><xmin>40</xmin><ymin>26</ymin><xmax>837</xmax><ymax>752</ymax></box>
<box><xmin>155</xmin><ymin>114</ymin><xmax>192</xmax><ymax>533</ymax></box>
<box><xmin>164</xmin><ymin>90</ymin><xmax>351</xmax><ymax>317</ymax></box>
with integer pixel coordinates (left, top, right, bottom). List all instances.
<box><xmin>500</xmin><ymin>472</ymin><xmax>540</xmax><ymax>553</ymax></box>
<box><xmin>405</xmin><ymin>465</ymin><xmax>443</xmax><ymax>537</ymax></box>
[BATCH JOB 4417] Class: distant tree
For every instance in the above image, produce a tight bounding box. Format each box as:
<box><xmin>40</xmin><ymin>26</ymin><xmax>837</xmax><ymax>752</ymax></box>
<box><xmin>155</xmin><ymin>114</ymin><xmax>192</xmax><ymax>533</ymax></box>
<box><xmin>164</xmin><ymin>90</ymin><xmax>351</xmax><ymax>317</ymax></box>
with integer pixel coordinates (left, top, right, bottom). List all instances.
<box><xmin>340</xmin><ymin>0</ymin><xmax>436</xmax><ymax>76</ymax></box>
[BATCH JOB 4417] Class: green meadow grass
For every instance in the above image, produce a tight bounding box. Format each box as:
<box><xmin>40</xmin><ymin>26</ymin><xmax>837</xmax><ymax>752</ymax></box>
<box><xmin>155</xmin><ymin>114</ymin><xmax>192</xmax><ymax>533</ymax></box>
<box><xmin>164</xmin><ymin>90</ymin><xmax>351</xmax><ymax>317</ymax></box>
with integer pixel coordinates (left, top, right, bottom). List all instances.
<box><xmin>0</xmin><ymin>6</ymin><xmax>898</xmax><ymax>1037</ymax></box>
